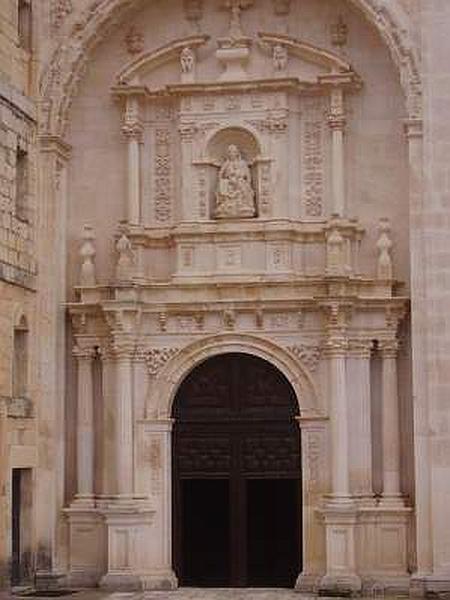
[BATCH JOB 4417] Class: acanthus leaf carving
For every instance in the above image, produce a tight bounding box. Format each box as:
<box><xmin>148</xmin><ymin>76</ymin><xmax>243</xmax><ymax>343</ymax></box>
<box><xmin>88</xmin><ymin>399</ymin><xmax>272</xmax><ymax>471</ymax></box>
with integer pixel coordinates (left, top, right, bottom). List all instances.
<box><xmin>146</xmin><ymin>347</ymin><xmax>180</xmax><ymax>378</ymax></box>
<box><xmin>154</xmin><ymin>127</ymin><xmax>173</xmax><ymax>223</ymax></box>
<box><xmin>287</xmin><ymin>344</ymin><xmax>321</xmax><ymax>372</ymax></box>
<box><xmin>50</xmin><ymin>0</ymin><xmax>73</xmax><ymax>33</ymax></box>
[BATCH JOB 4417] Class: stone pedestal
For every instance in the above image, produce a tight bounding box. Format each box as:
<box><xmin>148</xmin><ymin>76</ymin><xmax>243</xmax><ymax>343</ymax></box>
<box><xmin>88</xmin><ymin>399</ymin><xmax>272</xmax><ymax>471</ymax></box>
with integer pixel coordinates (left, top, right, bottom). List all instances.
<box><xmin>99</xmin><ymin>499</ymin><xmax>157</xmax><ymax>591</ymax></box>
<box><xmin>319</xmin><ymin>503</ymin><xmax>362</xmax><ymax>595</ymax></box>
<box><xmin>65</xmin><ymin>507</ymin><xmax>105</xmax><ymax>587</ymax></box>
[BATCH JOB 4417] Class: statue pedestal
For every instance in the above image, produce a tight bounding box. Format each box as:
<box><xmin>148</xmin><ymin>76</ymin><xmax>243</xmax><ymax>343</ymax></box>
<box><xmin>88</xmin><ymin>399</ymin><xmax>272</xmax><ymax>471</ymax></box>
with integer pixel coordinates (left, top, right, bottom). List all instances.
<box><xmin>216</xmin><ymin>37</ymin><xmax>251</xmax><ymax>81</ymax></box>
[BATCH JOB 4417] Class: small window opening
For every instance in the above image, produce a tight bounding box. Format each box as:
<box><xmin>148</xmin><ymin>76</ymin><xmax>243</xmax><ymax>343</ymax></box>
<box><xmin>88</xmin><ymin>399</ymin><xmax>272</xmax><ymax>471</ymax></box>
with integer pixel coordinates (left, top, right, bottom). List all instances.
<box><xmin>18</xmin><ymin>0</ymin><xmax>32</xmax><ymax>52</ymax></box>
<box><xmin>13</xmin><ymin>318</ymin><xmax>28</xmax><ymax>399</ymax></box>
<box><xmin>15</xmin><ymin>146</ymin><xmax>29</xmax><ymax>222</ymax></box>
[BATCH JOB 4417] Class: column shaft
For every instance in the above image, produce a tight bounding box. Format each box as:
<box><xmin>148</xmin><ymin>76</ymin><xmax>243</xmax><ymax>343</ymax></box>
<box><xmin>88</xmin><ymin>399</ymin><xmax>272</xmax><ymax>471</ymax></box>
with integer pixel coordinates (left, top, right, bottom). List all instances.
<box><xmin>381</xmin><ymin>345</ymin><xmax>402</xmax><ymax>500</ymax></box>
<box><xmin>76</xmin><ymin>350</ymin><xmax>95</xmax><ymax>499</ymax></box>
<box><xmin>116</xmin><ymin>354</ymin><xmax>134</xmax><ymax>496</ymax></box>
<box><xmin>329</xmin><ymin>346</ymin><xmax>350</xmax><ymax>498</ymax></box>
<box><xmin>329</xmin><ymin>87</ymin><xmax>346</xmax><ymax>217</ymax></box>
<box><xmin>127</xmin><ymin>134</ymin><xmax>141</xmax><ymax>224</ymax></box>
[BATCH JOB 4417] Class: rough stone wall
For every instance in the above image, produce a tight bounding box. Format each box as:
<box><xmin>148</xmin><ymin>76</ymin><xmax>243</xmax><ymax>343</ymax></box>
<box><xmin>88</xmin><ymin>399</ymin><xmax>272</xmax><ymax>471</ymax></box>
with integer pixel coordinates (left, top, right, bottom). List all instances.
<box><xmin>0</xmin><ymin>0</ymin><xmax>38</xmax><ymax>589</ymax></box>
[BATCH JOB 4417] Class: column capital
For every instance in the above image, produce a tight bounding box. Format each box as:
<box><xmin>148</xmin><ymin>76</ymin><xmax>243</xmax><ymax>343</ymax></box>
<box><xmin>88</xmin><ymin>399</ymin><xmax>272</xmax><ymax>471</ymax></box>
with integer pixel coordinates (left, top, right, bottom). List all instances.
<box><xmin>404</xmin><ymin>118</ymin><xmax>423</xmax><ymax>140</ymax></box>
<box><xmin>122</xmin><ymin>122</ymin><xmax>143</xmax><ymax>142</ymax></box>
<box><xmin>323</xmin><ymin>336</ymin><xmax>348</xmax><ymax>358</ymax></box>
<box><xmin>112</xmin><ymin>339</ymin><xmax>137</xmax><ymax>361</ymax></box>
<box><xmin>73</xmin><ymin>344</ymin><xmax>96</xmax><ymax>361</ymax></box>
<box><xmin>379</xmin><ymin>338</ymin><xmax>399</xmax><ymax>359</ymax></box>
<box><xmin>347</xmin><ymin>338</ymin><xmax>373</xmax><ymax>359</ymax></box>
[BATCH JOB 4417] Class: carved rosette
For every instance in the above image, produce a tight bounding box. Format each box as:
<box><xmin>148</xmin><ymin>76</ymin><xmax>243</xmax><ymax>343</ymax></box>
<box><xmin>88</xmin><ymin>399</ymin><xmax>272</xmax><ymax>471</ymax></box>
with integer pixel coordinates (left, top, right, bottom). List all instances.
<box><xmin>146</xmin><ymin>348</ymin><xmax>180</xmax><ymax>379</ymax></box>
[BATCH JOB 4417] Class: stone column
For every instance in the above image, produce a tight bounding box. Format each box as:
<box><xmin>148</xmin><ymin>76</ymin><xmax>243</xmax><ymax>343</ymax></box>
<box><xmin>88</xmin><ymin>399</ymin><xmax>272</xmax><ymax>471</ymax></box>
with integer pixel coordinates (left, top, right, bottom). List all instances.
<box><xmin>347</xmin><ymin>340</ymin><xmax>374</xmax><ymax>502</ymax></box>
<box><xmin>328</xmin><ymin>86</ymin><xmax>346</xmax><ymax>217</ymax></box>
<box><xmin>73</xmin><ymin>346</ymin><xmax>95</xmax><ymax>503</ymax></box>
<box><xmin>114</xmin><ymin>342</ymin><xmax>135</xmax><ymax>497</ymax></box>
<box><xmin>320</xmin><ymin>305</ymin><xmax>361</xmax><ymax>595</ymax></box>
<box><xmin>122</xmin><ymin>96</ymin><xmax>143</xmax><ymax>225</ymax></box>
<box><xmin>380</xmin><ymin>339</ymin><xmax>403</xmax><ymax>504</ymax></box>
<box><xmin>327</xmin><ymin>337</ymin><xmax>351</xmax><ymax>501</ymax></box>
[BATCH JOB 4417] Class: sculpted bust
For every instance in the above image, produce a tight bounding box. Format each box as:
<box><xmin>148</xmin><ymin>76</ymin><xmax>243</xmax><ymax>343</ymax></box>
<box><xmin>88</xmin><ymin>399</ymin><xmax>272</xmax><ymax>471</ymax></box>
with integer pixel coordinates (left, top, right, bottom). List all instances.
<box><xmin>215</xmin><ymin>144</ymin><xmax>256</xmax><ymax>219</ymax></box>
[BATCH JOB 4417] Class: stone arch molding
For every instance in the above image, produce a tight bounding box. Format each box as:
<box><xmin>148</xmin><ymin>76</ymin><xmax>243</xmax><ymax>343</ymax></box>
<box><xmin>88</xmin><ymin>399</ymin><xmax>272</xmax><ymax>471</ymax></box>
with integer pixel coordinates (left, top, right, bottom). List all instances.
<box><xmin>150</xmin><ymin>333</ymin><xmax>323</xmax><ymax>420</ymax></box>
<box><xmin>40</xmin><ymin>0</ymin><xmax>421</xmax><ymax>137</ymax></box>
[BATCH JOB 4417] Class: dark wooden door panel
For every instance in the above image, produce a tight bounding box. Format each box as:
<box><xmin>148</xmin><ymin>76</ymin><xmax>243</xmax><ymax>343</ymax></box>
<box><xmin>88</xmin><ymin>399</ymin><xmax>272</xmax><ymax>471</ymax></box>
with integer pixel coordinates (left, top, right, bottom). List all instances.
<box><xmin>172</xmin><ymin>353</ymin><xmax>301</xmax><ymax>588</ymax></box>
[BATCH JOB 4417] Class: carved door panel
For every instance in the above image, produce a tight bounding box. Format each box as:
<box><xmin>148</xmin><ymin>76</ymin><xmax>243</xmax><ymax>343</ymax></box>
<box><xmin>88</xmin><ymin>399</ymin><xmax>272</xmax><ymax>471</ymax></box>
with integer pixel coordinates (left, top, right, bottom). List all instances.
<box><xmin>172</xmin><ymin>353</ymin><xmax>301</xmax><ymax>588</ymax></box>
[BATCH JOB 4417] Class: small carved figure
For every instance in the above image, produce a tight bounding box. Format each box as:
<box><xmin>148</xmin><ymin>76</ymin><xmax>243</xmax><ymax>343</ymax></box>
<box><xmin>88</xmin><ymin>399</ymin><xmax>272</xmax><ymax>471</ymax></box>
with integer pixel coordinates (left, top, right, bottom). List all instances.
<box><xmin>377</xmin><ymin>218</ymin><xmax>393</xmax><ymax>280</ymax></box>
<box><xmin>116</xmin><ymin>233</ymin><xmax>135</xmax><ymax>282</ymax></box>
<box><xmin>215</xmin><ymin>144</ymin><xmax>256</xmax><ymax>219</ymax></box>
<box><xmin>180</xmin><ymin>46</ymin><xmax>195</xmax><ymax>74</ymax></box>
<box><xmin>79</xmin><ymin>225</ymin><xmax>96</xmax><ymax>286</ymax></box>
<box><xmin>273</xmin><ymin>44</ymin><xmax>288</xmax><ymax>71</ymax></box>
<box><xmin>125</xmin><ymin>25</ymin><xmax>144</xmax><ymax>55</ymax></box>
<box><xmin>331</xmin><ymin>15</ymin><xmax>349</xmax><ymax>48</ymax></box>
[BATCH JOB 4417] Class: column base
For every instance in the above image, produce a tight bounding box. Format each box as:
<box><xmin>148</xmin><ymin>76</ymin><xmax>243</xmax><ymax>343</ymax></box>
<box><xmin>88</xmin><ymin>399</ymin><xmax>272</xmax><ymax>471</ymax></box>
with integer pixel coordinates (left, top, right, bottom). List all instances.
<box><xmin>378</xmin><ymin>494</ymin><xmax>405</xmax><ymax>508</ymax></box>
<box><xmin>100</xmin><ymin>570</ymin><xmax>177</xmax><ymax>592</ymax></box>
<box><xmin>410</xmin><ymin>573</ymin><xmax>450</xmax><ymax>597</ymax></box>
<box><xmin>319</xmin><ymin>573</ymin><xmax>362</xmax><ymax>596</ymax></box>
<box><xmin>295</xmin><ymin>571</ymin><xmax>323</xmax><ymax>593</ymax></box>
<box><xmin>361</xmin><ymin>575</ymin><xmax>411</xmax><ymax>596</ymax></box>
<box><xmin>34</xmin><ymin>572</ymin><xmax>66</xmax><ymax>592</ymax></box>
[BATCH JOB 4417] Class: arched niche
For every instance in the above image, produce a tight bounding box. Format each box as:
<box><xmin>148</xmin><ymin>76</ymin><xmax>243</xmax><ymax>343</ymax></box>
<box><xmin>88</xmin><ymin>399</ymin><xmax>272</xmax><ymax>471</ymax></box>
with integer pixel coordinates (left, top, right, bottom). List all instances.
<box><xmin>200</xmin><ymin>126</ymin><xmax>270</xmax><ymax>220</ymax></box>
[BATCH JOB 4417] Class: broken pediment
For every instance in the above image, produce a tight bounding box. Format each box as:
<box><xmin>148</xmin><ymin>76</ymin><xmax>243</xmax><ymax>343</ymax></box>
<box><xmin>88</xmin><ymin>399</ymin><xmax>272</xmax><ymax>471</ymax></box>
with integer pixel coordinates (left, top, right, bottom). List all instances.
<box><xmin>114</xmin><ymin>29</ymin><xmax>361</xmax><ymax>92</ymax></box>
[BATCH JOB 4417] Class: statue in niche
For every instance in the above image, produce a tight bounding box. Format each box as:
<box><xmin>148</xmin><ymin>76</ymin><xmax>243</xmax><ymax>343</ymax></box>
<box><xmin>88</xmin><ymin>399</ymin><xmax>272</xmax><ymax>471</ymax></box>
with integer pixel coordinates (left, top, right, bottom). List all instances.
<box><xmin>180</xmin><ymin>46</ymin><xmax>195</xmax><ymax>73</ymax></box>
<box><xmin>215</xmin><ymin>144</ymin><xmax>256</xmax><ymax>219</ymax></box>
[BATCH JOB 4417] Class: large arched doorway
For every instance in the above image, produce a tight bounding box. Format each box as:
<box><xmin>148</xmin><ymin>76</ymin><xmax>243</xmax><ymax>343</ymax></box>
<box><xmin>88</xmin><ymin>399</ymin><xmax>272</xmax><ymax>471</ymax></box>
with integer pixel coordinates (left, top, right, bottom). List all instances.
<box><xmin>172</xmin><ymin>353</ymin><xmax>301</xmax><ymax>588</ymax></box>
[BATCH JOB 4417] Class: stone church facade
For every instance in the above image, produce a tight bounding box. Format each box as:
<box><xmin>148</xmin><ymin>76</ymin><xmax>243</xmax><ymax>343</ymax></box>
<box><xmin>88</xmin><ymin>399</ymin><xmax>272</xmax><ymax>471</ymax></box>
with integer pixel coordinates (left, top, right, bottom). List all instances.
<box><xmin>1</xmin><ymin>0</ymin><xmax>450</xmax><ymax>596</ymax></box>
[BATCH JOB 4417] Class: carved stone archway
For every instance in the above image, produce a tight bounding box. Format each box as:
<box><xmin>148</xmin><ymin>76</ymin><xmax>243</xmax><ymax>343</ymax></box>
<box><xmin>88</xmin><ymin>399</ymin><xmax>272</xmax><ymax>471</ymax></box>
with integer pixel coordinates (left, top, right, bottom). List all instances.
<box><xmin>147</xmin><ymin>333</ymin><xmax>323</xmax><ymax>420</ymax></box>
<box><xmin>40</xmin><ymin>0</ymin><xmax>421</xmax><ymax>137</ymax></box>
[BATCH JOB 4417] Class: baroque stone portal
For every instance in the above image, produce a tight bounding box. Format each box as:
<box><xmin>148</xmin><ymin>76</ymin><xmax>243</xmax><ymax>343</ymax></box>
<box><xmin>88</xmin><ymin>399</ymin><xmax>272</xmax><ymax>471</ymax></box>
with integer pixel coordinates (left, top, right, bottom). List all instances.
<box><xmin>215</xmin><ymin>144</ymin><xmax>256</xmax><ymax>219</ymax></box>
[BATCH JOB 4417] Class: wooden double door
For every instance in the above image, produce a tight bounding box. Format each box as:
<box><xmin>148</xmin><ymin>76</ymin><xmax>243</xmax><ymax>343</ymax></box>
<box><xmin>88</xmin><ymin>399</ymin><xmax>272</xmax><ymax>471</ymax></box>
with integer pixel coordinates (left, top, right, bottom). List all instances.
<box><xmin>172</xmin><ymin>353</ymin><xmax>301</xmax><ymax>588</ymax></box>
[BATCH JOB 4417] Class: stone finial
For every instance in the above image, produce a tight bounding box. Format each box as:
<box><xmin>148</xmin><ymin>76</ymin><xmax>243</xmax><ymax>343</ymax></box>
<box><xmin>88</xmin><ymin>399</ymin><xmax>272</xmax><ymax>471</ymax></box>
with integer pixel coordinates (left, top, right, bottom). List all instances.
<box><xmin>273</xmin><ymin>44</ymin><xmax>288</xmax><ymax>72</ymax></box>
<box><xmin>377</xmin><ymin>218</ymin><xmax>393</xmax><ymax>280</ymax></box>
<box><xmin>116</xmin><ymin>233</ymin><xmax>135</xmax><ymax>282</ymax></box>
<box><xmin>326</xmin><ymin>220</ymin><xmax>345</xmax><ymax>276</ymax></box>
<box><xmin>79</xmin><ymin>225</ymin><xmax>96</xmax><ymax>287</ymax></box>
<box><xmin>180</xmin><ymin>46</ymin><xmax>195</xmax><ymax>74</ymax></box>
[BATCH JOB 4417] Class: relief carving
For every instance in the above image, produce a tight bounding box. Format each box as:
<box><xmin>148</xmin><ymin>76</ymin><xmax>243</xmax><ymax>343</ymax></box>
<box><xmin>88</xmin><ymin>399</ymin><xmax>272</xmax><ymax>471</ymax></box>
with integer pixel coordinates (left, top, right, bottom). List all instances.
<box><xmin>215</xmin><ymin>145</ymin><xmax>256</xmax><ymax>219</ymax></box>
<box><xmin>125</xmin><ymin>26</ymin><xmax>144</xmax><ymax>55</ymax></box>
<box><xmin>146</xmin><ymin>347</ymin><xmax>180</xmax><ymax>378</ymax></box>
<box><xmin>50</xmin><ymin>0</ymin><xmax>73</xmax><ymax>32</ymax></box>
<box><xmin>287</xmin><ymin>344</ymin><xmax>321</xmax><ymax>372</ymax></box>
<box><xmin>154</xmin><ymin>128</ymin><xmax>172</xmax><ymax>223</ymax></box>
<box><xmin>302</xmin><ymin>116</ymin><xmax>324</xmax><ymax>217</ymax></box>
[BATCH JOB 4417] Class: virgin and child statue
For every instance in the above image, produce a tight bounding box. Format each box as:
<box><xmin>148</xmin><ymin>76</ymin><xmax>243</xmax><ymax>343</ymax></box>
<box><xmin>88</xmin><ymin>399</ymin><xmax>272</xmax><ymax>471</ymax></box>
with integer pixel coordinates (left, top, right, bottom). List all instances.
<box><xmin>215</xmin><ymin>144</ymin><xmax>257</xmax><ymax>219</ymax></box>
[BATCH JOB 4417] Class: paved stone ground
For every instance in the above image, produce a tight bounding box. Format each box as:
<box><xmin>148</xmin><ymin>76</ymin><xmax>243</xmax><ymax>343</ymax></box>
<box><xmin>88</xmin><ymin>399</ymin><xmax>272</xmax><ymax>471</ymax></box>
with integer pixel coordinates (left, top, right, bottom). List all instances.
<box><xmin>0</xmin><ymin>591</ymin><xmax>408</xmax><ymax>600</ymax></box>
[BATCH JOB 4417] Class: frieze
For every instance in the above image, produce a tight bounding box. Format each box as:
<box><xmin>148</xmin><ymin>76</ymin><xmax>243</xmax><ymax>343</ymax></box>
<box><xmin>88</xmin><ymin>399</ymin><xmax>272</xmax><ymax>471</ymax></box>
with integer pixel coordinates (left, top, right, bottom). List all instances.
<box><xmin>146</xmin><ymin>347</ymin><xmax>180</xmax><ymax>378</ymax></box>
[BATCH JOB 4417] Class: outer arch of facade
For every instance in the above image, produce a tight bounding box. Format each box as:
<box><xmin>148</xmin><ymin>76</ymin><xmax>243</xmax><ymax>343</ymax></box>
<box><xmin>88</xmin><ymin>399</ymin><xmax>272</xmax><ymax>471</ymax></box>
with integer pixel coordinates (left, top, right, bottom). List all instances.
<box><xmin>40</xmin><ymin>0</ymin><xmax>421</xmax><ymax>137</ymax></box>
<box><xmin>151</xmin><ymin>332</ymin><xmax>323</xmax><ymax>421</ymax></box>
